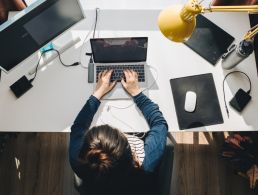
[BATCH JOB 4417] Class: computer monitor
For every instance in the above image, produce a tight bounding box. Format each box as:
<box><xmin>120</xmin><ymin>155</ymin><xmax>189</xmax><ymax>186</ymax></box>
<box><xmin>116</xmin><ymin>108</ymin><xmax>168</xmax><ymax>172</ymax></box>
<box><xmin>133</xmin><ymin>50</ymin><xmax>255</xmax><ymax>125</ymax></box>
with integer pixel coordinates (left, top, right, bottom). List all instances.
<box><xmin>0</xmin><ymin>0</ymin><xmax>84</xmax><ymax>73</ymax></box>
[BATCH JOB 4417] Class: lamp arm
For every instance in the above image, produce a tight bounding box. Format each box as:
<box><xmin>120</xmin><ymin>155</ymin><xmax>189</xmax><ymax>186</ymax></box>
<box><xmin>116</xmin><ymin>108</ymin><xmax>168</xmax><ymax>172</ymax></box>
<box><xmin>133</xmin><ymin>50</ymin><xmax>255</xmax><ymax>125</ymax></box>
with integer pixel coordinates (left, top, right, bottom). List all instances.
<box><xmin>244</xmin><ymin>24</ymin><xmax>258</xmax><ymax>40</ymax></box>
<box><xmin>202</xmin><ymin>5</ymin><xmax>258</xmax><ymax>13</ymax></box>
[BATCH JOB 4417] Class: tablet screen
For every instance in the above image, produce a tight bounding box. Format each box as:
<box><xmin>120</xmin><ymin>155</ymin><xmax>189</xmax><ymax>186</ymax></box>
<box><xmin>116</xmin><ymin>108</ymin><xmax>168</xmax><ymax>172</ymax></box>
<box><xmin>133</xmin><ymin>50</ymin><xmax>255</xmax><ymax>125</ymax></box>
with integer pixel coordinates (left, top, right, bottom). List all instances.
<box><xmin>184</xmin><ymin>14</ymin><xmax>235</xmax><ymax>65</ymax></box>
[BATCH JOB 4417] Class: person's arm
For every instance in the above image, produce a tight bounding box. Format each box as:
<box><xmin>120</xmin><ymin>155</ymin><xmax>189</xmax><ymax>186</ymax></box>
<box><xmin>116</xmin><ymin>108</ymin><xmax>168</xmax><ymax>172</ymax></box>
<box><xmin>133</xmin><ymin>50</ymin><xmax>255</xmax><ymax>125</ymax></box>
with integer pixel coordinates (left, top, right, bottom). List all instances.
<box><xmin>13</xmin><ymin>0</ymin><xmax>27</xmax><ymax>10</ymax></box>
<box><xmin>133</xmin><ymin>93</ymin><xmax>168</xmax><ymax>172</ymax></box>
<box><xmin>69</xmin><ymin>70</ymin><xmax>117</xmax><ymax>170</ymax></box>
<box><xmin>69</xmin><ymin>95</ymin><xmax>101</xmax><ymax>169</ymax></box>
<box><xmin>121</xmin><ymin>69</ymin><xmax>168</xmax><ymax>172</ymax></box>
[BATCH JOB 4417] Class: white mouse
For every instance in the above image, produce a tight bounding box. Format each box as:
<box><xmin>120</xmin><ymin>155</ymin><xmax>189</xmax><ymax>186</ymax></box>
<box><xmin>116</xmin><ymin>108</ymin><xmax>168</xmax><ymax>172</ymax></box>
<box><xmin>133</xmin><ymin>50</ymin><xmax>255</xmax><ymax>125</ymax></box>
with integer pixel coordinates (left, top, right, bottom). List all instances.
<box><xmin>184</xmin><ymin>91</ymin><xmax>197</xmax><ymax>112</ymax></box>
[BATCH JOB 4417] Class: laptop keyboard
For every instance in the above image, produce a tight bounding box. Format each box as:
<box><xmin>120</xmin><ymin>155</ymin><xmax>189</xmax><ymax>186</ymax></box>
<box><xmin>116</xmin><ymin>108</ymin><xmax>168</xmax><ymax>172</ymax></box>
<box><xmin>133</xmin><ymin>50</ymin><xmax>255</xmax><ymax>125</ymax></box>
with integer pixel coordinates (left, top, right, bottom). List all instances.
<box><xmin>96</xmin><ymin>64</ymin><xmax>145</xmax><ymax>82</ymax></box>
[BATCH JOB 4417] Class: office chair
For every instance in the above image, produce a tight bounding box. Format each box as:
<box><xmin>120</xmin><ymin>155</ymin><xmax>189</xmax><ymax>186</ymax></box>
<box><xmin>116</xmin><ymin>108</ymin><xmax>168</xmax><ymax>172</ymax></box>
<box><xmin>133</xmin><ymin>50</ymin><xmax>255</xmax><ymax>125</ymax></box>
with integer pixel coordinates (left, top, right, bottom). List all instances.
<box><xmin>73</xmin><ymin>135</ymin><xmax>174</xmax><ymax>195</ymax></box>
<box><xmin>156</xmin><ymin>136</ymin><xmax>174</xmax><ymax>195</ymax></box>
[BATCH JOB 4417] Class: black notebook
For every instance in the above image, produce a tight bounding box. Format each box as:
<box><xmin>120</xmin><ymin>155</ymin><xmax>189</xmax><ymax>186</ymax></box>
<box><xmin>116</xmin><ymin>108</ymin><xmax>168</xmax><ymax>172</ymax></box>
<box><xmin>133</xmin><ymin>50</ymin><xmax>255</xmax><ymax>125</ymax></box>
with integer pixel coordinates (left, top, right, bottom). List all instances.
<box><xmin>170</xmin><ymin>73</ymin><xmax>224</xmax><ymax>130</ymax></box>
<box><xmin>184</xmin><ymin>14</ymin><xmax>235</xmax><ymax>65</ymax></box>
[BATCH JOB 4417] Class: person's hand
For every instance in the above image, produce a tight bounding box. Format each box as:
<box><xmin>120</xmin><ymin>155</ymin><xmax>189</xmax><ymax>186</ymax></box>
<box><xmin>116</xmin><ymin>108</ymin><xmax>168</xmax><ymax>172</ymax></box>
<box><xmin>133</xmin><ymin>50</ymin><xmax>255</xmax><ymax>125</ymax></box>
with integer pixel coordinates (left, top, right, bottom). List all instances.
<box><xmin>93</xmin><ymin>70</ymin><xmax>117</xmax><ymax>100</ymax></box>
<box><xmin>121</xmin><ymin>69</ymin><xmax>141</xmax><ymax>96</ymax></box>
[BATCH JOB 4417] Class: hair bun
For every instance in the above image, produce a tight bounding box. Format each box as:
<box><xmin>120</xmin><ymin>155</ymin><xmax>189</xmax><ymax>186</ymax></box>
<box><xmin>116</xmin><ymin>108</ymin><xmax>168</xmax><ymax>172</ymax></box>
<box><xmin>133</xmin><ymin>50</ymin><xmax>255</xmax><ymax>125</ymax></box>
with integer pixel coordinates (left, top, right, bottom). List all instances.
<box><xmin>87</xmin><ymin>149</ymin><xmax>112</xmax><ymax>172</ymax></box>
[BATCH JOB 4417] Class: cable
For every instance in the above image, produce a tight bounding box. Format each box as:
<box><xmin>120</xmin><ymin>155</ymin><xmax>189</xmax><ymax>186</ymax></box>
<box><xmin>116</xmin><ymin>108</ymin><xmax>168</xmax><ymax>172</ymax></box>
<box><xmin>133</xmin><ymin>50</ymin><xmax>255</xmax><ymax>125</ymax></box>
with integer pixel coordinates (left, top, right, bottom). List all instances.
<box><xmin>51</xmin><ymin>49</ymin><xmax>80</xmax><ymax>67</ymax></box>
<box><xmin>92</xmin><ymin>8</ymin><xmax>99</xmax><ymax>39</ymax></box>
<box><xmin>30</xmin><ymin>7</ymin><xmax>100</xmax><ymax>82</ymax></box>
<box><xmin>100</xmin><ymin>105</ymin><xmax>146</xmax><ymax>138</ymax></box>
<box><xmin>142</xmin><ymin>65</ymin><xmax>159</xmax><ymax>93</ymax></box>
<box><xmin>29</xmin><ymin>52</ymin><xmax>45</xmax><ymax>83</ymax></box>
<box><xmin>222</xmin><ymin>71</ymin><xmax>252</xmax><ymax>118</ymax></box>
<box><xmin>100</xmin><ymin>64</ymin><xmax>158</xmax><ymax>135</ymax></box>
<box><xmin>80</xmin><ymin>8</ymin><xmax>100</xmax><ymax>69</ymax></box>
<box><xmin>107</xmin><ymin>64</ymin><xmax>159</xmax><ymax>110</ymax></box>
<box><xmin>30</xmin><ymin>48</ymin><xmax>80</xmax><ymax>83</ymax></box>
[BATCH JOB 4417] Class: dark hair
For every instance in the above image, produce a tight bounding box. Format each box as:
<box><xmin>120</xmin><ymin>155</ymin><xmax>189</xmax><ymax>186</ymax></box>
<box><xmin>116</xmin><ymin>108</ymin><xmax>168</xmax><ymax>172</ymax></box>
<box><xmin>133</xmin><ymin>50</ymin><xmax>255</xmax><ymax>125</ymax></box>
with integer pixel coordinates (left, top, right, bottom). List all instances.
<box><xmin>77</xmin><ymin>125</ymin><xmax>158</xmax><ymax>195</ymax></box>
<box><xmin>78</xmin><ymin>125</ymin><xmax>135</xmax><ymax>183</ymax></box>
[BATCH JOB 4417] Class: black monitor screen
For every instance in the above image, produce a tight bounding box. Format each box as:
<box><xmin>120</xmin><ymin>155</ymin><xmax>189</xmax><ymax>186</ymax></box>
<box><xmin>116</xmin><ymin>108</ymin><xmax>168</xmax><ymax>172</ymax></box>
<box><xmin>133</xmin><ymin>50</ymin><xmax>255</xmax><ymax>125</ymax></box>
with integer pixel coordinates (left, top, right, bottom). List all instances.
<box><xmin>0</xmin><ymin>0</ymin><xmax>84</xmax><ymax>72</ymax></box>
<box><xmin>90</xmin><ymin>37</ymin><xmax>148</xmax><ymax>63</ymax></box>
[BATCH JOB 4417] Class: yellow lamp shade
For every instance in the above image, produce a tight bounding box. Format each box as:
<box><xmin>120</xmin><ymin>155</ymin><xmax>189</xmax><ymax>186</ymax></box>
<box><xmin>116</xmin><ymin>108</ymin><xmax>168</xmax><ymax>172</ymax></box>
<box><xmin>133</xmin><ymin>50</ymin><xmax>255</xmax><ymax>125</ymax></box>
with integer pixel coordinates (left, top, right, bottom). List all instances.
<box><xmin>158</xmin><ymin>5</ymin><xmax>196</xmax><ymax>42</ymax></box>
<box><xmin>158</xmin><ymin>0</ymin><xmax>203</xmax><ymax>42</ymax></box>
<box><xmin>158</xmin><ymin>0</ymin><xmax>258</xmax><ymax>43</ymax></box>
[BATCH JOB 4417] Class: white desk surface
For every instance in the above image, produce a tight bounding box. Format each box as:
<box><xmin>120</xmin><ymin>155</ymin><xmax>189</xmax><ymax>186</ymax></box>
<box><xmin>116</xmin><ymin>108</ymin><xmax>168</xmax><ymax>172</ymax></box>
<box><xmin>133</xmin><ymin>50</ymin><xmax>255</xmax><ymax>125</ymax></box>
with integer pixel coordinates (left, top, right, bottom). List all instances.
<box><xmin>1</xmin><ymin>0</ymin><xmax>258</xmax><ymax>132</ymax></box>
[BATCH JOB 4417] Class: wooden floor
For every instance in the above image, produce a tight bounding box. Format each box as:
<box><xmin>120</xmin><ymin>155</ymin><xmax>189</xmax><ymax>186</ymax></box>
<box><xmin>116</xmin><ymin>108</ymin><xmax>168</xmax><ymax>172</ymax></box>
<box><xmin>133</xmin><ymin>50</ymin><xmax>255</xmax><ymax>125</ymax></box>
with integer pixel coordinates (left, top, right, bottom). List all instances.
<box><xmin>0</xmin><ymin>132</ymin><xmax>257</xmax><ymax>195</ymax></box>
<box><xmin>170</xmin><ymin>132</ymin><xmax>257</xmax><ymax>195</ymax></box>
<box><xmin>0</xmin><ymin>133</ymin><xmax>78</xmax><ymax>195</ymax></box>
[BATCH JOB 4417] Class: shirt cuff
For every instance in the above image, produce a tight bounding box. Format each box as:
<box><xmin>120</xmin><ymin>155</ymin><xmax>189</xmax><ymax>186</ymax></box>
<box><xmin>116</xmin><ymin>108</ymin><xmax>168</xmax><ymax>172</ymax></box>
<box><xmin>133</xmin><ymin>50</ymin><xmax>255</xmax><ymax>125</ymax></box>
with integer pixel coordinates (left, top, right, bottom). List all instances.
<box><xmin>89</xmin><ymin>95</ymin><xmax>101</xmax><ymax>105</ymax></box>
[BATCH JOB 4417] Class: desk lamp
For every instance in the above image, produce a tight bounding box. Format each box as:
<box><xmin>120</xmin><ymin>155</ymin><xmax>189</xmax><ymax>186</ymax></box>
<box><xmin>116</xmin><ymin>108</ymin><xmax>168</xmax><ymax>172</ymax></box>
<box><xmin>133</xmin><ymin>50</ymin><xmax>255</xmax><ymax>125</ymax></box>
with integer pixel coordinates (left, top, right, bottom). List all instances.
<box><xmin>158</xmin><ymin>0</ymin><xmax>258</xmax><ymax>43</ymax></box>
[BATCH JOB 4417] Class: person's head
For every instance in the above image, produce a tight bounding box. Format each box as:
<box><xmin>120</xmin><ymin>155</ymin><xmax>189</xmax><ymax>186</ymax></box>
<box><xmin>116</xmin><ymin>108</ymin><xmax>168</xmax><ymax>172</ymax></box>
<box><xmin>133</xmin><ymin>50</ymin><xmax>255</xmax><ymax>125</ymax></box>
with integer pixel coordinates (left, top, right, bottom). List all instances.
<box><xmin>78</xmin><ymin>125</ymin><xmax>136</xmax><ymax>183</ymax></box>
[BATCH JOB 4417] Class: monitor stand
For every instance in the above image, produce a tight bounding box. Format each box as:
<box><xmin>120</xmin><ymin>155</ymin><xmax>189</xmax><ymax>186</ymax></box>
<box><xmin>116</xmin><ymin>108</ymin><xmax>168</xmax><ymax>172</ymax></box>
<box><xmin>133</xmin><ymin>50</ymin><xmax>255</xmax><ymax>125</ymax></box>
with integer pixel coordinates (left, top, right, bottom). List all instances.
<box><xmin>28</xmin><ymin>37</ymin><xmax>81</xmax><ymax>75</ymax></box>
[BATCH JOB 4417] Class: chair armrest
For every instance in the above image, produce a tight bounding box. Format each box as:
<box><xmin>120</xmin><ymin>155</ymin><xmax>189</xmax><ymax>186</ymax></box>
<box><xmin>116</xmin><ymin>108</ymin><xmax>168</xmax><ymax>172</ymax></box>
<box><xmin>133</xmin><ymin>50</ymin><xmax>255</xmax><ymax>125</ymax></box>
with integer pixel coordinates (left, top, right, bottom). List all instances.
<box><xmin>74</xmin><ymin>173</ymin><xmax>83</xmax><ymax>193</ymax></box>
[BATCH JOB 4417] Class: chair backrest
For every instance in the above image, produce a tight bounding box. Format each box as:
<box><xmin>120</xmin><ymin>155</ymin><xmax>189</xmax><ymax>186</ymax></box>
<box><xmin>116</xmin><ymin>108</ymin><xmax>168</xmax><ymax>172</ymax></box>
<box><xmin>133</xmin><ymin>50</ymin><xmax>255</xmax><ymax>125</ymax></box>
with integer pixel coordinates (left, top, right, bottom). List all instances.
<box><xmin>73</xmin><ymin>135</ymin><xmax>175</xmax><ymax>195</ymax></box>
<box><xmin>156</xmin><ymin>137</ymin><xmax>174</xmax><ymax>195</ymax></box>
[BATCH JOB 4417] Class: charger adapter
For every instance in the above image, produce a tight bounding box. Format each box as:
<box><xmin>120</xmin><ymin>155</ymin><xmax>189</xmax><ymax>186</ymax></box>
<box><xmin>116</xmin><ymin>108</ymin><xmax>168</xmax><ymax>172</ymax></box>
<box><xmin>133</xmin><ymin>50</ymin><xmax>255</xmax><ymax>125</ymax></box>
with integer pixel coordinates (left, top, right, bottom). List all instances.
<box><xmin>88</xmin><ymin>57</ymin><xmax>94</xmax><ymax>83</ymax></box>
<box><xmin>229</xmin><ymin>88</ymin><xmax>251</xmax><ymax>112</ymax></box>
<box><xmin>10</xmin><ymin>76</ymin><xmax>33</xmax><ymax>98</ymax></box>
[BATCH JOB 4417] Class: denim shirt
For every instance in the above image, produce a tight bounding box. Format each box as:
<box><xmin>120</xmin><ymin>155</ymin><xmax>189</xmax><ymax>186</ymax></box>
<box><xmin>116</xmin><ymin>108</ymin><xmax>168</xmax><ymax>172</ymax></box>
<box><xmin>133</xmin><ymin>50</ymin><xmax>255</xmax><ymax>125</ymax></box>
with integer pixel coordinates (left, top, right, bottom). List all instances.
<box><xmin>69</xmin><ymin>92</ymin><xmax>168</xmax><ymax>175</ymax></box>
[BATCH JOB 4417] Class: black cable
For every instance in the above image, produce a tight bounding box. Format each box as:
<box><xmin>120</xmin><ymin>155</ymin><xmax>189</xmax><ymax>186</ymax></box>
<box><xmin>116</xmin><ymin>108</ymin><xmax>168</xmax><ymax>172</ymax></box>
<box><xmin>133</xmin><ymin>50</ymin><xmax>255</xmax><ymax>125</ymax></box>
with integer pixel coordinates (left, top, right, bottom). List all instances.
<box><xmin>30</xmin><ymin>49</ymin><xmax>80</xmax><ymax>83</ymax></box>
<box><xmin>85</xmin><ymin>8</ymin><xmax>99</xmax><ymax>59</ymax></box>
<box><xmin>92</xmin><ymin>8</ymin><xmax>99</xmax><ymax>39</ymax></box>
<box><xmin>222</xmin><ymin>71</ymin><xmax>252</xmax><ymax>118</ymax></box>
<box><xmin>29</xmin><ymin>51</ymin><xmax>45</xmax><ymax>83</ymax></box>
<box><xmin>30</xmin><ymin>8</ymin><xmax>100</xmax><ymax>82</ymax></box>
<box><xmin>51</xmin><ymin>49</ymin><xmax>80</xmax><ymax>67</ymax></box>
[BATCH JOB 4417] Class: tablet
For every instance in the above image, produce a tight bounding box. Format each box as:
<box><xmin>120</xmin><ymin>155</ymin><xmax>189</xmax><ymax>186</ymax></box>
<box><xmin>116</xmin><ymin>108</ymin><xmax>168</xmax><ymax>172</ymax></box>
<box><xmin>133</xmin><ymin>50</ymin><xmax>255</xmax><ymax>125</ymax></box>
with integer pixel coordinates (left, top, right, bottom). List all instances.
<box><xmin>184</xmin><ymin>14</ymin><xmax>235</xmax><ymax>65</ymax></box>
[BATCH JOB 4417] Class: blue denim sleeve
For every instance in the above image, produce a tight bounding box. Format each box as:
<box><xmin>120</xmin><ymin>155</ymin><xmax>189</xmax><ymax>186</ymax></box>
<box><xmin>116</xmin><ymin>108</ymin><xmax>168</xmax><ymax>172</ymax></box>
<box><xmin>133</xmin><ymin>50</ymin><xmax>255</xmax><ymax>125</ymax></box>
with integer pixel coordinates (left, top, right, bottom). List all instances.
<box><xmin>69</xmin><ymin>95</ymin><xmax>100</xmax><ymax>171</ymax></box>
<box><xmin>133</xmin><ymin>92</ymin><xmax>168</xmax><ymax>172</ymax></box>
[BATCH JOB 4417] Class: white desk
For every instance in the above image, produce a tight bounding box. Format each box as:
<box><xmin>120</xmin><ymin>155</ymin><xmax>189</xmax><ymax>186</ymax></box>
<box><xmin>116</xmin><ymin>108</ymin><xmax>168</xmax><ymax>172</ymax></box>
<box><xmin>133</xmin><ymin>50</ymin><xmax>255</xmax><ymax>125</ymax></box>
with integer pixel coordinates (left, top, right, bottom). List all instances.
<box><xmin>1</xmin><ymin>1</ymin><xmax>258</xmax><ymax>132</ymax></box>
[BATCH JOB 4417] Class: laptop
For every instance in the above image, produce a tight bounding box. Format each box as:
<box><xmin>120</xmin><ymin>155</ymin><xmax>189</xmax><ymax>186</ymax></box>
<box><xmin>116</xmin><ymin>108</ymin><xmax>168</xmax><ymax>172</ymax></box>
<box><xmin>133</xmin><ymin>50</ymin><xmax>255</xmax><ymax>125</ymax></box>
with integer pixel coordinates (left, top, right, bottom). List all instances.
<box><xmin>90</xmin><ymin>37</ymin><xmax>149</xmax><ymax>100</ymax></box>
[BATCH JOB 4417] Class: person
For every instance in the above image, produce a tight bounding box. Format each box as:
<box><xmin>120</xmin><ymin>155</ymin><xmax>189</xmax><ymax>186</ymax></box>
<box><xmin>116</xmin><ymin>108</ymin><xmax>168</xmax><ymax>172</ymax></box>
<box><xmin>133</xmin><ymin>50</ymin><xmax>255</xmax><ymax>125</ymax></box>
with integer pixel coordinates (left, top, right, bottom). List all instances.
<box><xmin>69</xmin><ymin>69</ymin><xmax>168</xmax><ymax>195</ymax></box>
<box><xmin>212</xmin><ymin>0</ymin><xmax>258</xmax><ymax>5</ymax></box>
<box><xmin>0</xmin><ymin>0</ymin><xmax>27</xmax><ymax>24</ymax></box>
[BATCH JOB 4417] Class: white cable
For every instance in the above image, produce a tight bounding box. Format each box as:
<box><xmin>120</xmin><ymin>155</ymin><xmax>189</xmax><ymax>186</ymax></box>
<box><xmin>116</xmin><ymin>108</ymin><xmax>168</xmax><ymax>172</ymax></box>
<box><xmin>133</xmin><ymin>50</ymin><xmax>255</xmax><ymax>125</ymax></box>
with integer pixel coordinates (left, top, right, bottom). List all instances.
<box><xmin>142</xmin><ymin>64</ymin><xmax>159</xmax><ymax>93</ymax></box>
<box><xmin>80</xmin><ymin>9</ymin><xmax>158</xmax><ymax>134</ymax></box>
<box><xmin>99</xmin><ymin>115</ymin><xmax>107</xmax><ymax>125</ymax></box>
<box><xmin>109</xmin><ymin>106</ymin><xmax>136</xmax><ymax>131</ymax></box>
<box><xmin>101</xmin><ymin>64</ymin><xmax>158</xmax><ymax>136</ymax></box>
<box><xmin>102</xmin><ymin>105</ymin><xmax>146</xmax><ymax>138</ymax></box>
<box><xmin>99</xmin><ymin>106</ymin><xmax>135</xmax><ymax>130</ymax></box>
<box><xmin>107</xmin><ymin>64</ymin><xmax>159</xmax><ymax>110</ymax></box>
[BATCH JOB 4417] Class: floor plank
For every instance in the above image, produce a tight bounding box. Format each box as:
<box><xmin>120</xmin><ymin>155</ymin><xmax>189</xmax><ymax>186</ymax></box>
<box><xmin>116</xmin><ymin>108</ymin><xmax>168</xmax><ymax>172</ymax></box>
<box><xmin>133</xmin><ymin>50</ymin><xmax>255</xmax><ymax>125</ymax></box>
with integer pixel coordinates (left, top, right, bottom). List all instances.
<box><xmin>0</xmin><ymin>133</ymin><xmax>78</xmax><ymax>195</ymax></box>
<box><xmin>0</xmin><ymin>132</ymin><xmax>257</xmax><ymax>195</ymax></box>
<box><xmin>170</xmin><ymin>132</ymin><xmax>257</xmax><ymax>195</ymax></box>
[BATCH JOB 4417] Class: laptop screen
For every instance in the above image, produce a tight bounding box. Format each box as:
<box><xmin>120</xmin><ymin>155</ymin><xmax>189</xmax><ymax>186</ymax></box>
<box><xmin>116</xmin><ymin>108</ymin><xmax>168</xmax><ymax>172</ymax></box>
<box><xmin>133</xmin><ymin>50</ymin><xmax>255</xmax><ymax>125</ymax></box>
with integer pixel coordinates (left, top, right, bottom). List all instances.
<box><xmin>90</xmin><ymin>37</ymin><xmax>148</xmax><ymax>63</ymax></box>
